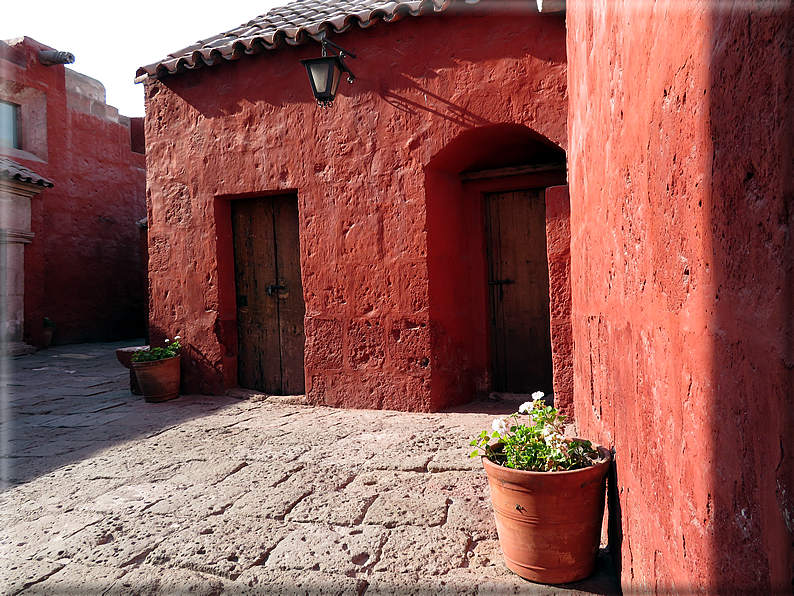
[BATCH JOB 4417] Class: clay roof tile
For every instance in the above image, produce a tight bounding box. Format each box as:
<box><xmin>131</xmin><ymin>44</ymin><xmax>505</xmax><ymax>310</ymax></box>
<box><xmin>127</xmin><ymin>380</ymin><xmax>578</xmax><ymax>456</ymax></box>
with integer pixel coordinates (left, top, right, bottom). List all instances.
<box><xmin>136</xmin><ymin>0</ymin><xmax>453</xmax><ymax>81</ymax></box>
<box><xmin>0</xmin><ymin>156</ymin><xmax>54</xmax><ymax>188</ymax></box>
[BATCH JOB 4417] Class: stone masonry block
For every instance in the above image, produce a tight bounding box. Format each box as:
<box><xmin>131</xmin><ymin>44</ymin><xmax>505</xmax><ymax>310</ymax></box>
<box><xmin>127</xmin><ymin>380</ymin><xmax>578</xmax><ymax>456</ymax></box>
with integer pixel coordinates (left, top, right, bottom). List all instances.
<box><xmin>313</xmin><ymin>371</ymin><xmax>402</xmax><ymax>409</ymax></box>
<box><xmin>551</xmin><ymin>320</ymin><xmax>573</xmax><ymax>363</ymax></box>
<box><xmin>382</xmin><ymin>374</ymin><xmax>431</xmax><ymax>412</ymax></box>
<box><xmin>382</xmin><ymin>203</ymin><xmax>427</xmax><ymax>260</ymax></box>
<box><xmin>548</xmin><ymin>258</ymin><xmax>572</xmax><ymax>321</ymax></box>
<box><xmin>544</xmin><ymin>184</ymin><xmax>570</xmax><ymax>220</ymax></box>
<box><xmin>394</xmin><ymin>260</ymin><xmax>429</xmax><ymax>314</ymax></box>
<box><xmin>348</xmin><ymin>318</ymin><xmax>386</xmax><ymax>370</ymax></box>
<box><xmin>387</xmin><ymin>318</ymin><xmax>431</xmax><ymax>374</ymax></box>
<box><xmin>302</xmin><ymin>265</ymin><xmax>347</xmax><ymax>318</ymax></box>
<box><xmin>545</xmin><ymin>213</ymin><xmax>571</xmax><ymax>257</ymax></box>
<box><xmin>304</xmin><ymin>318</ymin><xmax>344</xmax><ymax>370</ymax></box>
<box><xmin>545</xmin><ymin>185</ymin><xmax>571</xmax><ymax>256</ymax></box>
<box><xmin>339</xmin><ymin>212</ymin><xmax>383</xmax><ymax>261</ymax></box>
<box><xmin>348</xmin><ymin>264</ymin><xmax>397</xmax><ymax>317</ymax></box>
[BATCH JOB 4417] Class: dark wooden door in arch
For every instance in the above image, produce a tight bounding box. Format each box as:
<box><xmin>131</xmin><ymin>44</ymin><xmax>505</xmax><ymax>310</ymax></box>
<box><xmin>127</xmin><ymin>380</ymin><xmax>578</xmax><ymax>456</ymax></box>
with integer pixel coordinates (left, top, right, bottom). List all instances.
<box><xmin>484</xmin><ymin>188</ymin><xmax>553</xmax><ymax>394</ymax></box>
<box><xmin>232</xmin><ymin>194</ymin><xmax>305</xmax><ymax>395</ymax></box>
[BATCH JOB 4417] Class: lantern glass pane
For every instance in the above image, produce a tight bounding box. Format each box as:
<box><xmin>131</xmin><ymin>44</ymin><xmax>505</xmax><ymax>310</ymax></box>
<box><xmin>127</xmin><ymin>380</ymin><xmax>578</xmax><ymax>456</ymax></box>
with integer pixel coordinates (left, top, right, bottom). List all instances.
<box><xmin>309</xmin><ymin>62</ymin><xmax>331</xmax><ymax>94</ymax></box>
<box><xmin>329</xmin><ymin>63</ymin><xmax>342</xmax><ymax>97</ymax></box>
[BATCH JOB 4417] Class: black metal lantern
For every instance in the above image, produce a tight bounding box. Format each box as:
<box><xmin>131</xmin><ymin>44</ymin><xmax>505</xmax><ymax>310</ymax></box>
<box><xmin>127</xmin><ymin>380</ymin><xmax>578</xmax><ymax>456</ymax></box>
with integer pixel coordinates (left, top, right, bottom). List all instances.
<box><xmin>301</xmin><ymin>37</ymin><xmax>356</xmax><ymax>108</ymax></box>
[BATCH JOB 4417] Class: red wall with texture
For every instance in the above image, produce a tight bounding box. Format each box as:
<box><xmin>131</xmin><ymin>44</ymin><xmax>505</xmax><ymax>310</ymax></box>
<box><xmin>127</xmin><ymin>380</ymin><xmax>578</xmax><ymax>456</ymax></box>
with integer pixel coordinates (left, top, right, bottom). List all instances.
<box><xmin>144</xmin><ymin>4</ymin><xmax>569</xmax><ymax>409</ymax></box>
<box><xmin>1</xmin><ymin>37</ymin><xmax>147</xmax><ymax>347</ymax></box>
<box><xmin>567</xmin><ymin>0</ymin><xmax>793</xmax><ymax>592</ymax></box>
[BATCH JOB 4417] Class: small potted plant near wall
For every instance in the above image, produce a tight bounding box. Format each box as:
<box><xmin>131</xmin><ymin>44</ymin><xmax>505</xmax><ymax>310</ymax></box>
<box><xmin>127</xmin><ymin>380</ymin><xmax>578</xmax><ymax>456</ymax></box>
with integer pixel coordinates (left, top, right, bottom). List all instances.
<box><xmin>470</xmin><ymin>392</ymin><xmax>611</xmax><ymax>584</ymax></box>
<box><xmin>42</xmin><ymin>317</ymin><xmax>56</xmax><ymax>349</ymax></box>
<box><xmin>131</xmin><ymin>336</ymin><xmax>182</xmax><ymax>402</ymax></box>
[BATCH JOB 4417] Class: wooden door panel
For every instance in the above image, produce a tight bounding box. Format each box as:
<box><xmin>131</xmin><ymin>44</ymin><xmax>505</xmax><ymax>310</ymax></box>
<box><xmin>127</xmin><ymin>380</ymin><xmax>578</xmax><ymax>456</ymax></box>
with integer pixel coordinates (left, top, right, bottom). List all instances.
<box><xmin>273</xmin><ymin>196</ymin><xmax>305</xmax><ymax>395</ymax></box>
<box><xmin>486</xmin><ymin>189</ymin><xmax>553</xmax><ymax>393</ymax></box>
<box><xmin>232</xmin><ymin>195</ymin><xmax>305</xmax><ymax>394</ymax></box>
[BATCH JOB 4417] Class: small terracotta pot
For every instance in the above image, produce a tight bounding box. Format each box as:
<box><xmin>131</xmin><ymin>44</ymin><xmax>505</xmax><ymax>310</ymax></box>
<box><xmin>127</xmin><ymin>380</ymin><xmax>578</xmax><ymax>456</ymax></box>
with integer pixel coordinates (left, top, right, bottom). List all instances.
<box><xmin>42</xmin><ymin>327</ymin><xmax>54</xmax><ymax>349</ymax></box>
<box><xmin>482</xmin><ymin>446</ymin><xmax>611</xmax><ymax>584</ymax></box>
<box><xmin>132</xmin><ymin>355</ymin><xmax>181</xmax><ymax>402</ymax></box>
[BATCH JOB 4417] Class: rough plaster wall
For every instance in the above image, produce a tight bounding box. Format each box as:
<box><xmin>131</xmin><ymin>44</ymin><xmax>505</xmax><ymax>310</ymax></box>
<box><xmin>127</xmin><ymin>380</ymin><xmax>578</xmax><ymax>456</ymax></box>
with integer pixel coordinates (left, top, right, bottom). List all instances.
<box><xmin>2</xmin><ymin>37</ymin><xmax>147</xmax><ymax>347</ymax></box>
<box><xmin>144</xmin><ymin>6</ymin><xmax>568</xmax><ymax>407</ymax></box>
<box><xmin>567</xmin><ymin>0</ymin><xmax>793</xmax><ymax>592</ymax></box>
<box><xmin>545</xmin><ymin>184</ymin><xmax>573</xmax><ymax>417</ymax></box>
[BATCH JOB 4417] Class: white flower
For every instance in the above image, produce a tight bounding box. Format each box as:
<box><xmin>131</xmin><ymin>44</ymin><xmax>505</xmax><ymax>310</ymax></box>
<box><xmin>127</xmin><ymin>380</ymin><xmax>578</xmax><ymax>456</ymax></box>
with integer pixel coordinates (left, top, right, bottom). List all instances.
<box><xmin>164</xmin><ymin>339</ymin><xmax>170</xmax><ymax>343</ymax></box>
<box><xmin>518</xmin><ymin>401</ymin><xmax>533</xmax><ymax>414</ymax></box>
<box><xmin>542</xmin><ymin>424</ymin><xmax>555</xmax><ymax>438</ymax></box>
<box><xmin>492</xmin><ymin>418</ymin><xmax>508</xmax><ymax>435</ymax></box>
<box><xmin>174</xmin><ymin>335</ymin><xmax>181</xmax><ymax>340</ymax></box>
<box><xmin>532</xmin><ymin>391</ymin><xmax>545</xmax><ymax>401</ymax></box>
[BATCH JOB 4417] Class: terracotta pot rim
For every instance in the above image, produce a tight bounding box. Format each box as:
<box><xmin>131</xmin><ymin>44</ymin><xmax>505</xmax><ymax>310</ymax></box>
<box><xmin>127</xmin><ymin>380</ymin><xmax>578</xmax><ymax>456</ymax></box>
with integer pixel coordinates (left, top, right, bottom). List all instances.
<box><xmin>481</xmin><ymin>444</ymin><xmax>612</xmax><ymax>476</ymax></box>
<box><xmin>132</xmin><ymin>354</ymin><xmax>180</xmax><ymax>367</ymax></box>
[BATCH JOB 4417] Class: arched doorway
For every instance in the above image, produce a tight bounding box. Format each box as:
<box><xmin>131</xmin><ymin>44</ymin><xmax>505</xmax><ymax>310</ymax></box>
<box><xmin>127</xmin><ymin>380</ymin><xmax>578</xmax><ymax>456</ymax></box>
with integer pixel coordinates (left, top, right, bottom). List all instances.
<box><xmin>425</xmin><ymin>124</ymin><xmax>568</xmax><ymax>405</ymax></box>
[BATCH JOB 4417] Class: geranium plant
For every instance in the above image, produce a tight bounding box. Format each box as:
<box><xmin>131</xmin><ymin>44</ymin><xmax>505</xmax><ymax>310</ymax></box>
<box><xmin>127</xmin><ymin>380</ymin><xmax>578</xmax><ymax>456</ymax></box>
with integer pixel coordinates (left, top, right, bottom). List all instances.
<box><xmin>470</xmin><ymin>391</ymin><xmax>599</xmax><ymax>472</ymax></box>
<box><xmin>131</xmin><ymin>336</ymin><xmax>181</xmax><ymax>363</ymax></box>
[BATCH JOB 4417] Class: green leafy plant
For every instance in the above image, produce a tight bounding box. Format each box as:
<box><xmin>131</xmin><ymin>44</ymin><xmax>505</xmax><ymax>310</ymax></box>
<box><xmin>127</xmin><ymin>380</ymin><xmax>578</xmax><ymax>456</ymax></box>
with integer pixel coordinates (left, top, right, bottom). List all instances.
<box><xmin>470</xmin><ymin>392</ymin><xmax>599</xmax><ymax>472</ymax></box>
<box><xmin>132</xmin><ymin>336</ymin><xmax>181</xmax><ymax>363</ymax></box>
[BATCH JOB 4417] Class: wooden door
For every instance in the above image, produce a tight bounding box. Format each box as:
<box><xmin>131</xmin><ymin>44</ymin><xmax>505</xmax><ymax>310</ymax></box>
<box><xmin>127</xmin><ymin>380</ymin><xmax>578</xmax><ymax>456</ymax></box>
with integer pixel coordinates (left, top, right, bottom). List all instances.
<box><xmin>232</xmin><ymin>195</ymin><xmax>305</xmax><ymax>394</ymax></box>
<box><xmin>485</xmin><ymin>189</ymin><xmax>553</xmax><ymax>393</ymax></box>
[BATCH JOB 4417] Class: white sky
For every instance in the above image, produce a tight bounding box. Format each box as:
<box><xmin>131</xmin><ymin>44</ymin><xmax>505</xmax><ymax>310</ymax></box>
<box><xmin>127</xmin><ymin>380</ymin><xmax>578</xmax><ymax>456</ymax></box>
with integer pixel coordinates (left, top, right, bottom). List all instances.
<box><xmin>1</xmin><ymin>0</ymin><xmax>285</xmax><ymax>117</ymax></box>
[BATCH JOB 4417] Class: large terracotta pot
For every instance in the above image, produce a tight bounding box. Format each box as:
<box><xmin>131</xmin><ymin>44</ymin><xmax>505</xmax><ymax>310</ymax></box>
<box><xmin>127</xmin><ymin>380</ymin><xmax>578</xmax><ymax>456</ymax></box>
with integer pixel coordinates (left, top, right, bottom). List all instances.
<box><xmin>482</xmin><ymin>446</ymin><xmax>611</xmax><ymax>584</ymax></box>
<box><xmin>132</xmin><ymin>355</ymin><xmax>181</xmax><ymax>402</ymax></box>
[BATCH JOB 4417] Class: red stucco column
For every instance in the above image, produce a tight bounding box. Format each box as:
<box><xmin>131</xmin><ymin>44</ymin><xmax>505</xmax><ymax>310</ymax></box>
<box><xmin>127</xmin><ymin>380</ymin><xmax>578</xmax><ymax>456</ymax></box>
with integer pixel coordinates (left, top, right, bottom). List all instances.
<box><xmin>545</xmin><ymin>184</ymin><xmax>572</xmax><ymax>417</ymax></box>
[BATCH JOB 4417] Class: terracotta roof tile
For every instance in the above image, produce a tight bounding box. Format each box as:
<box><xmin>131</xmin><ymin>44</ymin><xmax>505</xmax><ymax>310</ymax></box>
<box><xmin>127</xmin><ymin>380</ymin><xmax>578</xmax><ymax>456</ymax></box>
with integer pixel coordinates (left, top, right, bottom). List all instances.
<box><xmin>0</xmin><ymin>156</ymin><xmax>53</xmax><ymax>187</ymax></box>
<box><xmin>136</xmin><ymin>0</ymin><xmax>452</xmax><ymax>81</ymax></box>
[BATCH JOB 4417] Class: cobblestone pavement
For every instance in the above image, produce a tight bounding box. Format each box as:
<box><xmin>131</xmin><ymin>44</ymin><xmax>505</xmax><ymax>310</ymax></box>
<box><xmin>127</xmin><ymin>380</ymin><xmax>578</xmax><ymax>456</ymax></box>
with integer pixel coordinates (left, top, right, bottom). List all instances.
<box><xmin>1</xmin><ymin>341</ymin><xmax>620</xmax><ymax>595</ymax></box>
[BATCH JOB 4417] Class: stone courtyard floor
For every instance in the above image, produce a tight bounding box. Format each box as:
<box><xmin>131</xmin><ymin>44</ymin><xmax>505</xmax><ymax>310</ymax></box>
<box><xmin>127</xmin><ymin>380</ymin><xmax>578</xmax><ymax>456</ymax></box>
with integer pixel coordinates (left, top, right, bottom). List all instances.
<box><xmin>0</xmin><ymin>341</ymin><xmax>620</xmax><ymax>595</ymax></box>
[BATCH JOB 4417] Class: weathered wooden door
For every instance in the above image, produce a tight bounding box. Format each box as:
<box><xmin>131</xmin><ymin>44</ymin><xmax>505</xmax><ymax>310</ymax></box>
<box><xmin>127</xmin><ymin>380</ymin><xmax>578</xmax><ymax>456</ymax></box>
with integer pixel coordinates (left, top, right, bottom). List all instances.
<box><xmin>485</xmin><ymin>189</ymin><xmax>553</xmax><ymax>393</ymax></box>
<box><xmin>232</xmin><ymin>194</ymin><xmax>305</xmax><ymax>395</ymax></box>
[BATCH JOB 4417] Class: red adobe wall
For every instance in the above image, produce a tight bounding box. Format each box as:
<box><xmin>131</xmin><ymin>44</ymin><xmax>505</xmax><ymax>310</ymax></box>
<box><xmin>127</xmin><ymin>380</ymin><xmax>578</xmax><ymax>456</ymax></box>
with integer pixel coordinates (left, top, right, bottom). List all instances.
<box><xmin>567</xmin><ymin>1</ymin><xmax>793</xmax><ymax>592</ymax></box>
<box><xmin>144</xmin><ymin>4</ymin><xmax>569</xmax><ymax>409</ymax></box>
<box><xmin>544</xmin><ymin>184</ymin><xmax>572</xmax><ymax>417</ymax></box>
<box><xmin>1</xmin><ymin>37</ymin><xmax>147</xmax><ymax>347</ymax></box>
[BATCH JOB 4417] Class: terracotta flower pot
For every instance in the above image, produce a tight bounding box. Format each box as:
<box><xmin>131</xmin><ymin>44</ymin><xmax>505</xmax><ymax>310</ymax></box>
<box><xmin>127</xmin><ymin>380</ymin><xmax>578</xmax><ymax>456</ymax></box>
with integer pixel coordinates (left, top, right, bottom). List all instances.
<box><xmin>132</xmin><ymin>355</ymin><xmax>181</xmax><ymax>402</ymax></box>
<box><xmin>482</xmin><ymin>446</ymin><xmax>611</xmax><ymax>584</ymax></box>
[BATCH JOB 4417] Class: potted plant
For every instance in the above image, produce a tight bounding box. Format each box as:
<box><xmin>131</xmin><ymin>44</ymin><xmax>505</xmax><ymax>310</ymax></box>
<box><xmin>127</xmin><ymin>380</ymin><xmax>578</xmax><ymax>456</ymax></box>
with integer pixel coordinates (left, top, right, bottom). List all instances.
<box><xmin>42</xmin><ymin>317</ymin><xmax>56</xmax><ymax>349</ymax></box>
<box><xmin>470</xmin><ymin>392</ymin><xmax>611</xmax><ymax>584</ymax></box>
<box><xmin>131</xmin><ymin>336</ymin><xmax>182</xmax><ymax>402</ymax></box>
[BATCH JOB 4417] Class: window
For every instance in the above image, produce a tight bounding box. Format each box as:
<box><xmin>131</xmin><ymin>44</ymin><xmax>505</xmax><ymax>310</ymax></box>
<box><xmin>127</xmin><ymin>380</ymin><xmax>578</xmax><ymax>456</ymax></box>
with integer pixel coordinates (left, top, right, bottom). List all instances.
<box><xmin>0</xmin><ymin>100</ymin><xmax>19</xmax><ymax>149</ymax></box>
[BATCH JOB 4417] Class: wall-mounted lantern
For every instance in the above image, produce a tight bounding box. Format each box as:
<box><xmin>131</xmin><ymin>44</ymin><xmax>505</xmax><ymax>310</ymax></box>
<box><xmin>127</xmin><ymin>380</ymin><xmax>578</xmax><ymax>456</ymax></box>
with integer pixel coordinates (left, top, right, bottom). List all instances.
<box><xmin>301</xmin><ymin>35</ymin><xmax>356</xmax><ymax>108</ymax></box>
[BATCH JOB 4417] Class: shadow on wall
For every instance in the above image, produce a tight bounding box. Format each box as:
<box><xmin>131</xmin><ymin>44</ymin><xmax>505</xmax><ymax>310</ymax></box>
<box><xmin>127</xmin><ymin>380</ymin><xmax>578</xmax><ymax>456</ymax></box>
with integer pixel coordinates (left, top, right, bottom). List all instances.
<box><xmin>708</xmin><ymin>5</ymin><xmax>794</xmax><ymax>593</ymax></box>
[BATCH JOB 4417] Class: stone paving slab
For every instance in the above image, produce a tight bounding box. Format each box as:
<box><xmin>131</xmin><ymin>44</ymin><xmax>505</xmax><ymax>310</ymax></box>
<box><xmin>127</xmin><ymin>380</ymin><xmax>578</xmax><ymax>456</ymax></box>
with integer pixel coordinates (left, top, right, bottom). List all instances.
<box><xmin>146</xmin><ymin>516</ymin><xmax>295</xmax><ymax>580</ymax></box>
<box><xmin>265</xmin><ymin>524</ymin><xmax>387</xmax><ymax>575</ymax></box>
<box><xmin>9</xmin><ymin>561</ymin><xmax>126</xmax><ymax>595</ymax></box>
<box><xmin>0</xmin><ymin>558</ymin><xmax>65</xmax><ymax>596</ymax></box>
<box><xmin>104</xmin><ymin>564</ymin><xmax>227</xmax><ymax>596</ymax></box>
<box><xmin>363</xmin><ymin>493</ymin><xmax>450</xmax><ymax>528</ymax></box>
<box><xmin>1</xmin><ymin>340</ymin><xmax>620</xmax><ymax>595</ymax></box>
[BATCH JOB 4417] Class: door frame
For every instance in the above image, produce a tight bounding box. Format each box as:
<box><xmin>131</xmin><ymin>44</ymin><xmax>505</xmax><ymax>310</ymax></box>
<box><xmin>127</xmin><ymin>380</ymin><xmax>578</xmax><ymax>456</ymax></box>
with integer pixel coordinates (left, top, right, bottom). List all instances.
<box><xmin>460</xmin><ymin>170</ymin><xmax>567</xmax><ymax>395</ymax></box>
<box><xmin>214</xmin><ymin>189</ymin><xmax>303</xmax><ymax>391</ymax></box>
<box><xmin>484</xmin><ymin>187</ymin><xmax>553</xmax><ymax>394</ymax></box>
